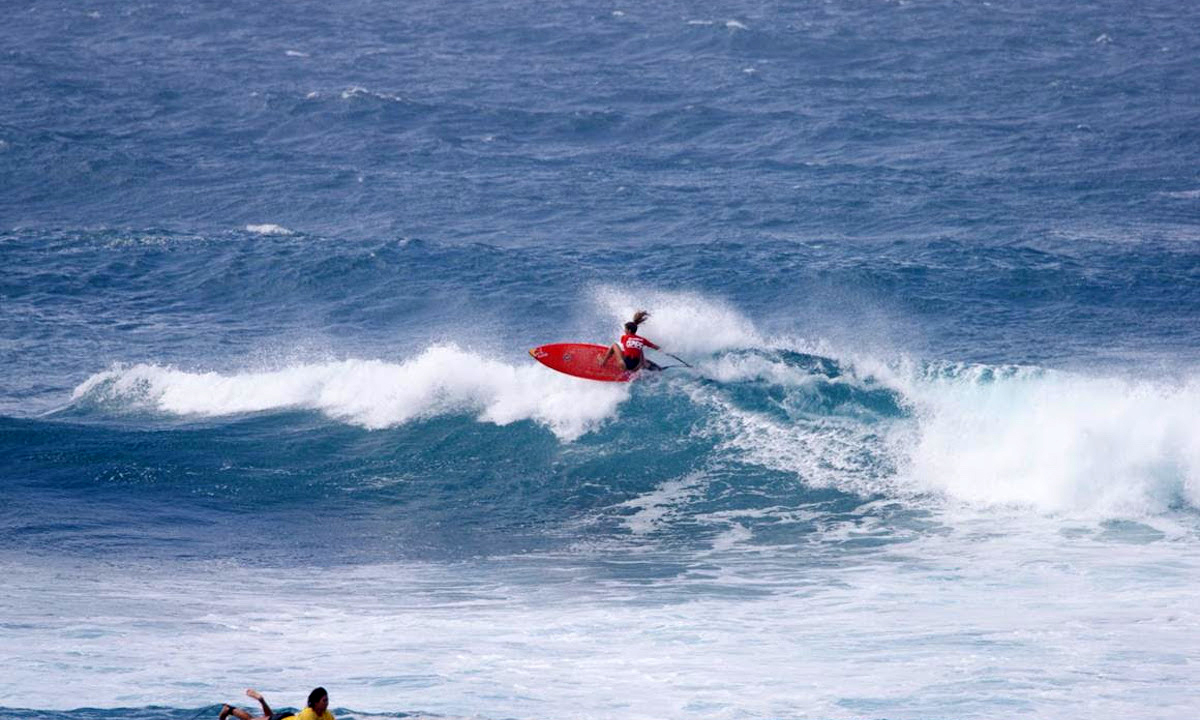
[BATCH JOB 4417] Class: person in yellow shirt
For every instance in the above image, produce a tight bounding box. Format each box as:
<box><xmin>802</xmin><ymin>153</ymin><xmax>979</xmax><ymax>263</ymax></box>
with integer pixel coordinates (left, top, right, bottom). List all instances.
<box><xmin>218</xmin><ymin>687</ymin><xmax>332</xmax><ymax>720</ymax></box>
<box><xmin>292</xmin><ymin>688</ymin><xmax>334</xmax><ymax>720</ymax></box>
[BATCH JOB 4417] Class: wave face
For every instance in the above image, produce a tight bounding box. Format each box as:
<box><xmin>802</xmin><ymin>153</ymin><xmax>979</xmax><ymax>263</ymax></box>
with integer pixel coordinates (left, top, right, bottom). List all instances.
<box><xmin>4</xmin><ymin>0</ymin><xmax>1200</xmax><ymax>717</ymax></box>
<box><xmin>57</xmin><ymin>333</ymin><xmax>1200</xmax><ymax>522</ymax></box>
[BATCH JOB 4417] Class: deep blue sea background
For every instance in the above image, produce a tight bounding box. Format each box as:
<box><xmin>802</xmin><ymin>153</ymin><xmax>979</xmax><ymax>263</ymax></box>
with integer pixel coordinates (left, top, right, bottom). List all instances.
<box><xmin>2</xmin><ymin>1</ymin><xmax>1199</xmax><ymax>718</ymax></box>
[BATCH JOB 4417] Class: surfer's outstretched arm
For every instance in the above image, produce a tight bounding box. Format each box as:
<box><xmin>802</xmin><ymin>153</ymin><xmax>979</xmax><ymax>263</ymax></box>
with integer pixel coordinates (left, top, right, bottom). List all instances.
<box><xmin>600</xmin><ymin>343</ymin><xmax>619</xmax><ymax>366</ymax></box>
<box><xmin>247</xmin><ymin>690</ymin><xmax>272</xmax><ymax>717</ymax></box>
<box><xmin>218</xmin><ymin>690</ymin><xmax>274</xmax><ymax>720</ymax></box>
<box><xmin>219</xmin><ymin>705</ymin><xmax>256</xmax><ymax>720</ymax></box>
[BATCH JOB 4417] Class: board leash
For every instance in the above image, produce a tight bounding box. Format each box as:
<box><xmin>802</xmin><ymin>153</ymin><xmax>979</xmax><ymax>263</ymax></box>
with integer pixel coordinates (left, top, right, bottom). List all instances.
<box><xmin>663</xmin><ymin>352</ymin><xmax>692</xmax><ymax>368</ymax></box>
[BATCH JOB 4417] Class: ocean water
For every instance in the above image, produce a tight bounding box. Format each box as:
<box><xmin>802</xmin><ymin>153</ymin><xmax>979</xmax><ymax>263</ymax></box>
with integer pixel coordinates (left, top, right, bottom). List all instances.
<box><xmin>2</xmin><ymin>0</ymin><xmax>1199</xmax><ymax>718</ymax></box>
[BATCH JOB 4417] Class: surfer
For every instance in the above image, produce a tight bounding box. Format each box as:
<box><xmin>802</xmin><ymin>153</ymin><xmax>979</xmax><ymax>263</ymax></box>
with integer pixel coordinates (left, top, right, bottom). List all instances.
<box><xmin>219</xmin><ymin>688</ymin><xmax>333</xmax><ymax>720</ymax></box>
<box><xmin>293</xmin><ymin>688</ymin><xmax>334</xmax><ymax>720</ymax></box>
<box><xmin>219</xmin><ymin>689</ymin><xmax>291</xmax><ymax>720</ymax></box>
<box><xmin>600</xmin><ymin>310</ymin><xmax>663</xmax><ymax>372</ymax></box>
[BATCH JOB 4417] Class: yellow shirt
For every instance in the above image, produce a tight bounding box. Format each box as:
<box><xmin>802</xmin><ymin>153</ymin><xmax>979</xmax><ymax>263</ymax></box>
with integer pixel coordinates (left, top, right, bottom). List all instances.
<box><xmin>292</xmin><ymin>710</ymin><xmax>334</xmax><ymax>720</ymax></box>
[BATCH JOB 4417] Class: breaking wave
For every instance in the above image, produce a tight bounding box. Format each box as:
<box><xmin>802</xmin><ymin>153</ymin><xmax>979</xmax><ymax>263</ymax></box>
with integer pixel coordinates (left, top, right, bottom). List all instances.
<box><xmin>69</xmin><ymin>339</ymin><xmax>1200</xmax><ymax>520</ymax></box>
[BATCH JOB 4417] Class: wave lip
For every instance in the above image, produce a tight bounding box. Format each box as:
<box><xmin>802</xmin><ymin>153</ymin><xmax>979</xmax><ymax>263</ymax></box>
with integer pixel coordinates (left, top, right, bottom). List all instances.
<box><xmin>900</xmin><ymin>365</ymin><xmax>1200</xmax><ymax>518</ymax></box>
<box><xmin>70</xmin><ymin>345</ymin><xmax>630</xmax><ymax>440</ymax></box>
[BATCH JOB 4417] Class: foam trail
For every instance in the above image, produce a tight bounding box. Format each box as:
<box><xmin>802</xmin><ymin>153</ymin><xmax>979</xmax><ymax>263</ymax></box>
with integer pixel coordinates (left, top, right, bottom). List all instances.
<box><xmin>71</xmin><ymin>345</ymin><xmax>629</xmax><ymax>440</ymax></box>
<box><xmin>689</xmin><ymin>379</ymin><xmax>902</xmax><ymax>500</ymax></box>
<box><xmin>700</xmin><ymin>349</ymin><xmax>830</xmax><ymax>386</ymax></box>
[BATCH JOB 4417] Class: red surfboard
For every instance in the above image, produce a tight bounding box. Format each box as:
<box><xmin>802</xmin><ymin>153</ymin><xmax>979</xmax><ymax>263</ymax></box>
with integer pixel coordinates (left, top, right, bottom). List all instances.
<box><xmin>528</xmin><ymin>343</ymin><xmax>637</xmax><ymax>382</ymax></box>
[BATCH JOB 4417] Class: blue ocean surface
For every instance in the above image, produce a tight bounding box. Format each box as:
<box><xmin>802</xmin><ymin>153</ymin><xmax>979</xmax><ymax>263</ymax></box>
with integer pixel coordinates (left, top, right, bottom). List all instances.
<box><xmin>2</xmin><ymin>0</ymin><xmax>1198</xmax><ymax>718</ymax></box>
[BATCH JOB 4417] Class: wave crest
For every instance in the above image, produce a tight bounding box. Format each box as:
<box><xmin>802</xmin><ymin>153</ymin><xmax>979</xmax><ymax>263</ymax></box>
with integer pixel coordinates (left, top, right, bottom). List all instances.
<box><xmin>68</xmin><ymin>331</ymin><xmax>1200</xmax><ymax>519</ymax></box>
<box><xmin>70</xmin><ymin>345</ymin><xmax>630</xmax><ymax>440</ymax></box>
<box><xmin>899</xmin><ymin>366</ymin><xmax>1200</xmax><ymax>517</ymax></box>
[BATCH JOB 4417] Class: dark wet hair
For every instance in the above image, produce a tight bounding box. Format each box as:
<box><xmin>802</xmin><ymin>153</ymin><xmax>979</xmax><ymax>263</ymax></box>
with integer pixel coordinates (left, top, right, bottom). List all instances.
<box><xmin>307</xmin><ymin>688</ymin><xmax>328</xmax><ymax>709</ymax></box>
<box><xmin>625</xmin><ymin>310</ymin><xmax>650</xmax><ymax>335</ymax></box>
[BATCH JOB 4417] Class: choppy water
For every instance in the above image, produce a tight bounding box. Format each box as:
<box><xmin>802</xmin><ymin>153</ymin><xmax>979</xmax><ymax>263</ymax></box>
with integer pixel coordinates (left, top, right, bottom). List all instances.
<box><xmin>2</xmin><ymin>0</ymin><xmax>1199</xmax><ymax>718</ymax></box>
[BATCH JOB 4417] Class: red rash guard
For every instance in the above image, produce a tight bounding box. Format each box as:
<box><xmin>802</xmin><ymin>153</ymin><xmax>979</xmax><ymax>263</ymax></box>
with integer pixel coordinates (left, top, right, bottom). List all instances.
<box><xmin>619</xmin><ymin>333</ymin><xmax>659</xmax><ymax>361</ymax></box>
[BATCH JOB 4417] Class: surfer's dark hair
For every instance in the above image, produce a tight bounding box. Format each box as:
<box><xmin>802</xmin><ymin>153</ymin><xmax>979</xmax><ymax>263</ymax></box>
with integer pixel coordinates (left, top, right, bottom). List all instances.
<box><xmin>625</xmin><ymin>310</ymin><xmax>650</xmax><ymax>334</ymax></box>
<box><xmin>307</xmin><ymin>688</ymin><xmax>328</xmax><ymax>709</ymax></box>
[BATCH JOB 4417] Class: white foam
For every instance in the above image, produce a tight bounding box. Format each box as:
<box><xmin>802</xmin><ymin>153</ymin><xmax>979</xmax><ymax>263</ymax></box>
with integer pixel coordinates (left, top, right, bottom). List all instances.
<box><xmin>8</xmin><ymin>525</ymin><xmax>1200</xmax><ymax>718</ymax></box>
<box><xmin>899</xmin><ymin>368</ymin><xmax>1200</xmax><ymax>517</ymax></box>
<box><xmin>616</xmin><ymin>474</ymin><xmax>708</xmax><ymax>535</ymax></box>
<box><xmin>340</xmin><ymin>86</ymin><xmax>401</xmax><ymax>102</ymax></box>
<box><xmin>590</xmin><ymin>286</ymin><xmax>763</xmax><ymax>357</ymax></box>
<box><xmin>699</xmin><ymin>349</ymin><xmax>825</xmax><ymax>386</ymax></box>
<box><xmin>709</xmin><ymin>522</ymin><xmax>753</xmax><ymax>551</ymax></box>
<box><xmin>72</xmin><ymin>345</ymin><xmax>630</xmax><ymax>441</ymax></box>
<box><xmin>700</xmin><ymin>386</ymin><xmax>899</xmax><ymax>498</ymax></box>
<box><xmin>680</xmin><ymin>338</ymin><xmax>1200</xmax><ymax>520</ymax></box>
<box><xmin>244</xmin><ymin>223</ymin><xmax>294</xmax><ymax>236</ymax></box>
